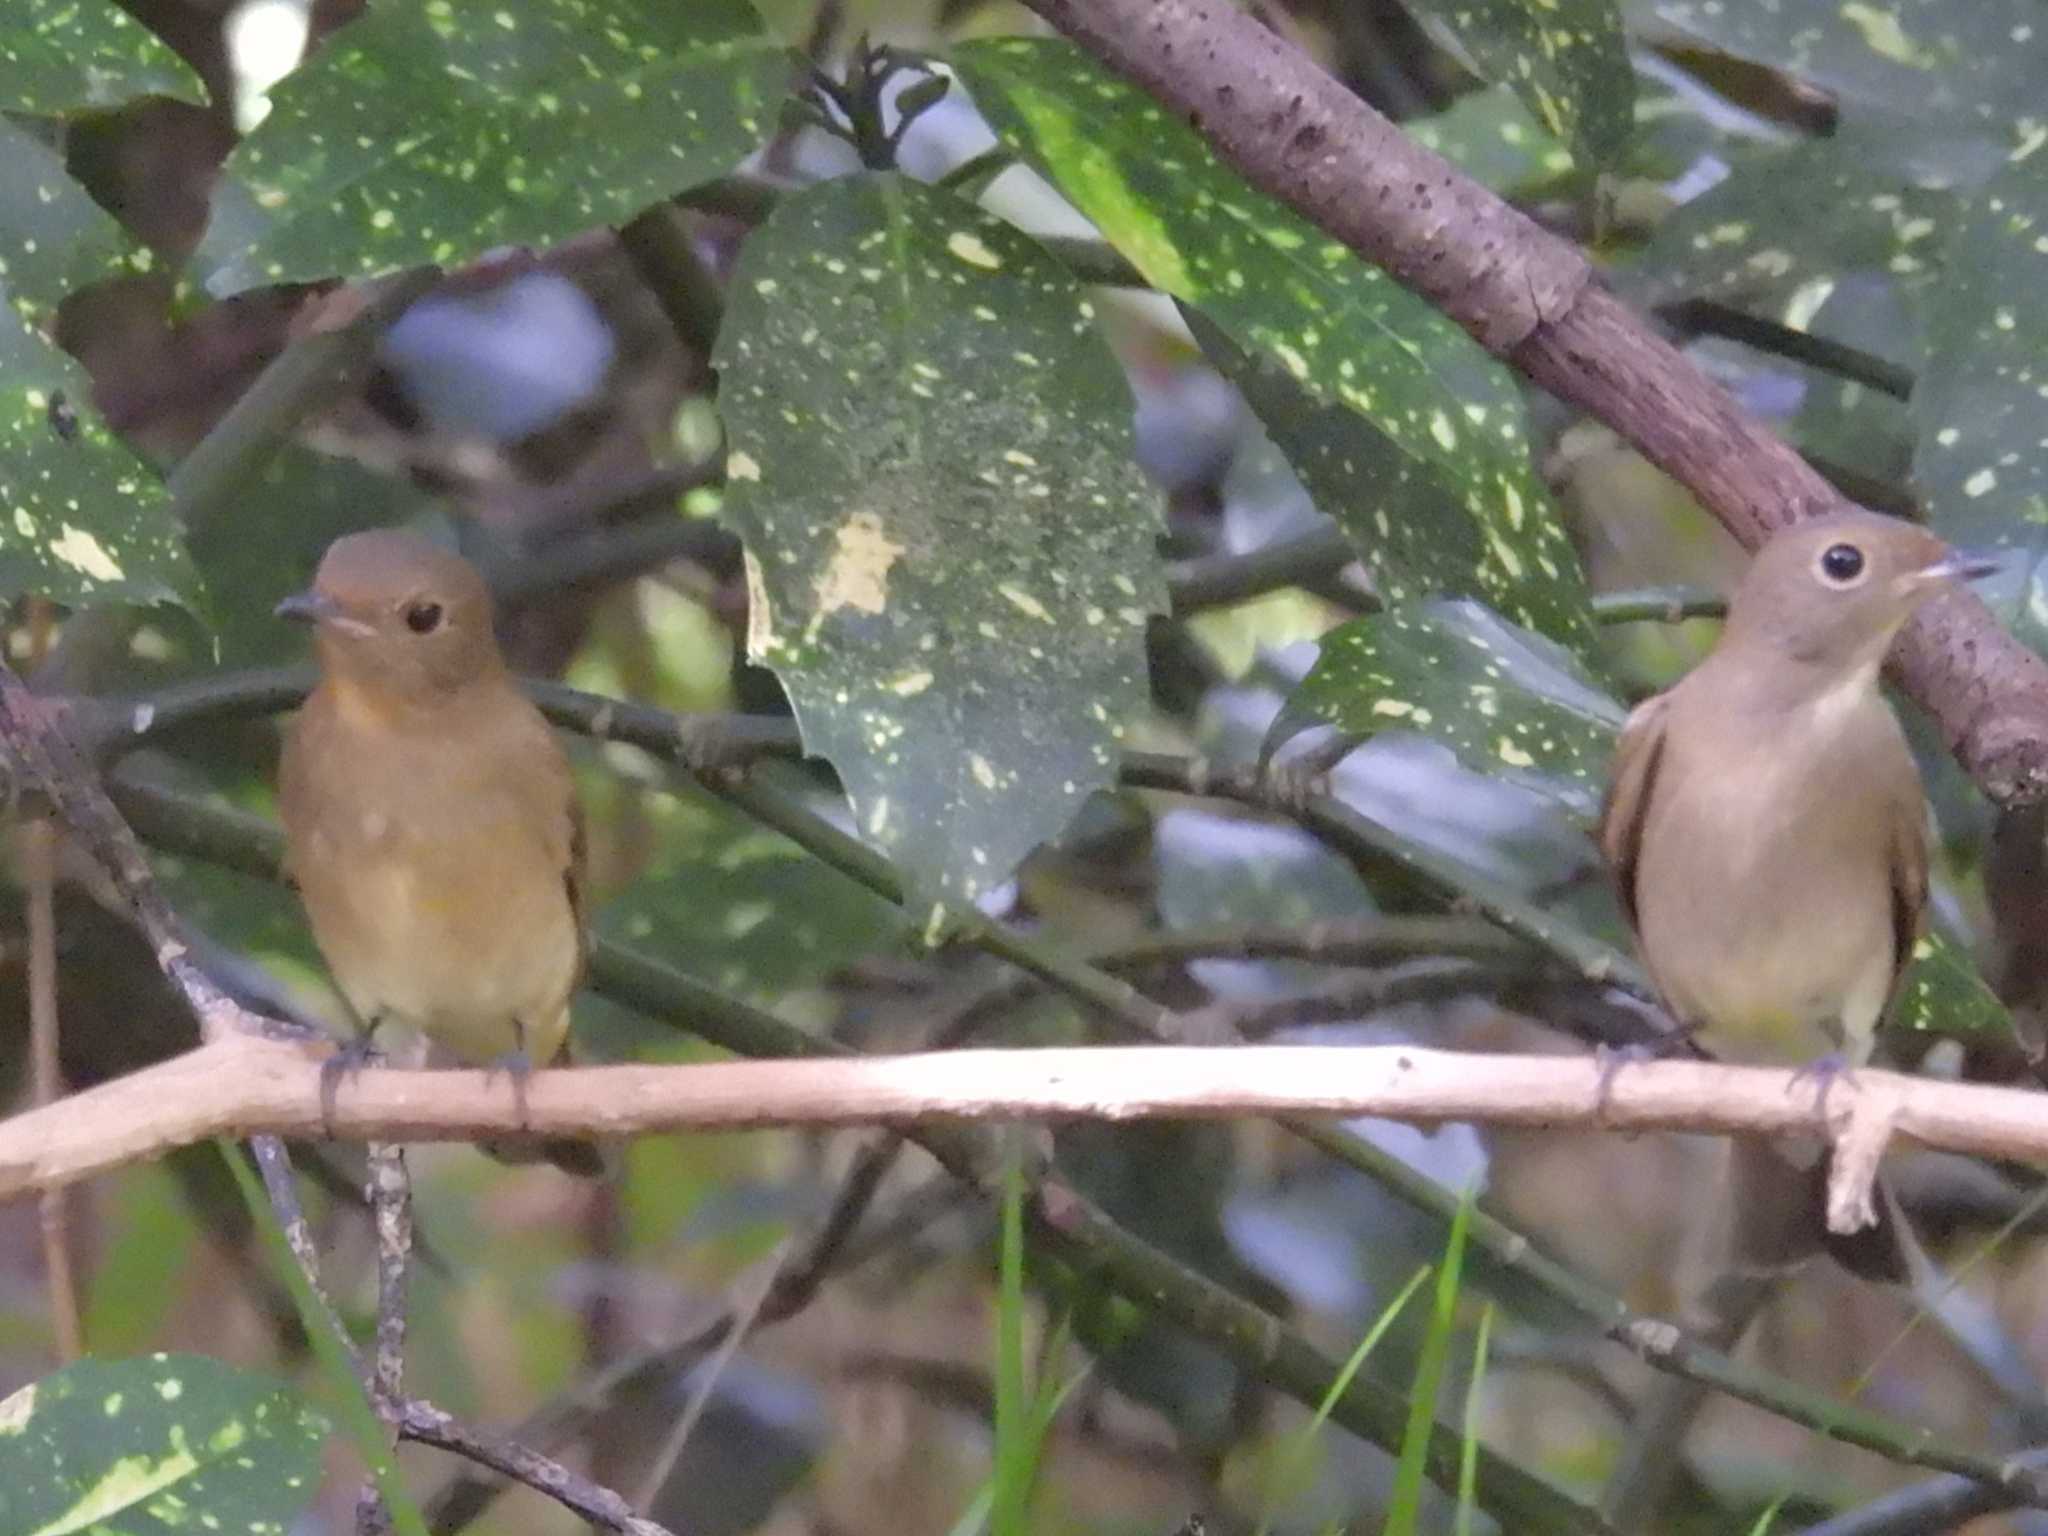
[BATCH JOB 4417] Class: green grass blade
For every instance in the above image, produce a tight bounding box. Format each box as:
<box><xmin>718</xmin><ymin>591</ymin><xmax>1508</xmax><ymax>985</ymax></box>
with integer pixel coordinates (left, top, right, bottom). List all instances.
<box><xmin>220</xmin><ymin>1139</ymin><xmax>430</xmax><ymax>1536</ymax></box>
<box><xmin>1255</xmin><ymin>1262</ymin><xmax>1433</xmax><ymax>1536</ymax></box>
<box><xmin>992</xmin><ymin>1132</ymin><xmax>1031</xmax><ymax>1536</ymax></box>
<box><xmin>1455</xmin><ymin>1302</ymin><xmax>1495</xmax><ymax>1536</ymax></box>
<box><xmin>1385</xmin><ymin>1183</ymin><xmax>1478</xmax><ymax>1536</ymax></box>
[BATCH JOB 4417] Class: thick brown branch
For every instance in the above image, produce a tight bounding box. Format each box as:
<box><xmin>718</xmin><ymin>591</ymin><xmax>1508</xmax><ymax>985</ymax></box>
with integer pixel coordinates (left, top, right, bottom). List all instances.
<box><xmin>1019</xmin><ymin>0</ymin><xmax>2048</xmax><ymax>803</ymax></box>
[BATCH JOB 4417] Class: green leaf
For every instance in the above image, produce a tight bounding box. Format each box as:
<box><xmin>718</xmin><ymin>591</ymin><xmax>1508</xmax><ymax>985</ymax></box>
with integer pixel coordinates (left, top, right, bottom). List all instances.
<box><xmin>1911</xmin><ymin>151</ymin><xmax>2048</xmax><ymax>659</ymax></box>
<box><xmin>1894</xmin><ymin>929</ymin><xmax>2012</xmax><ymax>1041</ymax></box>
<box><xmin>952</xmin><ymin>38</ymin><xmax>1592</xmax><ymax>646</ymax></box>
<box><xmin>596</xmin><ymin>781</ymin><xmax>900</xmax><ymax>1000</ymax></box>
<box><xmin>714</xmin><ymin>172</ymin><xmax>1163</xmax><ymax>910</ymax></box>
<box><xmin>1403</xmin><ymin>87</ymin><xmax>1575</xmax><ymax>197</ymax></box>
<box><xmin>1272</xmin><ymin>601</ymin><xmax>1626</xmax><ymax>820</ymax></box>
<box><xmin>1190</xmin><ymin>313</ymin><xmax>1594</xmax><ymax>650</ymax></box>
<box><xmin>197</xmin><ymin>0</ymin><xmax>791</xmax><ymax>294</ymax></box>
<box><xmin>0</xmin><ymin>299</ymin><xmax>198</xmax><ymax>611</ymax></box>
<box><xmin>190</xmin><ymin>447</ymin><xmax>431</xmax><ymax>665</ymax></box>
<box><xmin>0</xmin><ymin>116</ymin><xmax>146</xmax><ymax>327</ymax></box>
<box><xmin>1630</xmin><ymin>136</ymin><xmax>1953</xmax><ymax>319</ymax></box>
<box><xmin>1402</xmin><ymin>0</ymin><xmax>1634</xmax><ymax>171</ymax></box>
<box><xmin>1639</xmin><ymin>0</ymin><xmax>2045</xmax><ymax>144</ymax></box>
<box><xmin>0</xmin><ymin>3</ymin><xmax>204</xmax><ymax>112</ymax></box>
<box><xmin>0</xmin><ymin>1353</ymin><xmax>325</xmax><ymax>1533</ymax></box>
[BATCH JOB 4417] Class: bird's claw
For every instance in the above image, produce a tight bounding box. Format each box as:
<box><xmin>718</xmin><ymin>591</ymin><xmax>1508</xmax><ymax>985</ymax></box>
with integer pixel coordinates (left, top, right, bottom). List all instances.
<box><xmin>319</xmin><ymin>1036</ymin><xmax>386</xmax><ymax>1131</ymax></box>
<box><xmin>1788</xmin><ymin>1052</ymin><xmax>1856</xmax><ymax>1122</ymax></box>
<box><xmin>1591</xmin><ymin>1022</ymin><xmax>1695</xmax><ymax>1120</ymax></box>
<box><xmin>484</xmin><ymin>1048</ymin><xmax>535</xmax><ymax>1129</ymax></box>
<box><xmin>1260</xmin><ymin>732</ymin><xmax>1361</xmax><ymax>815</ymax></box>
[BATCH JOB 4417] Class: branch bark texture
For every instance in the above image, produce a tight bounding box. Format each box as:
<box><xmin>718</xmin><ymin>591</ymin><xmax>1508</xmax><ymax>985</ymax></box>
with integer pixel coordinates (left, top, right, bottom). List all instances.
<box><xmin>1018</xmin><ymin>0</ymin><xmax>2048</xmax><ymax>803</ymax></box>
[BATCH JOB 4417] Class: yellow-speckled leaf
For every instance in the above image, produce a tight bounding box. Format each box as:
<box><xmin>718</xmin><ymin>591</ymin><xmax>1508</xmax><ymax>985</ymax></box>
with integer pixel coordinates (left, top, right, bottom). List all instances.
<box><xmin>954</xmin><ymin>37</ymin><xmax>1591</xmax><ymax>646</ymax></box>
<box><xmin>1630</xmin><ymin>135</ymin><xmax>1955</xmax><ymax>320</ymax></box>
<box><xmin>196</xmin><ymin>0</ymin><xmax>790</xmax><ymax>294</ymax></box>
<box><xmin>0</xmin><ymin>117</ymin><xmax>149</xmax><ymax>328</ymax></box>
<box><xmin>1189</xmin><ymin>312</ymin><xmax>1594</xmax><ymax>652</ymax></box>
<box><xmin>1912</xmin><ymin>152</ymin><xmax>2048</xmax><ymax>660</ymax></box>
<box><xmin>597</xmin><ymin>781</ymin><xmax>900</xmax><ymax>1000</ymax></box>
<box><xmin>1403</xmin><ymin>0</ymin><xmax>1634</xmax><ymax>171</ymax></box>
<box><xmin>1404</xmin><ymin>87</ymin><xmax>1576</xmax><ymax>196</ymax></box>
<box><xmin>714</xmin><ymin>173</ymin><xmax>1164</xmax><ymax>910</ymax></box>
<box><xmin>0</xmin><ymin>1353</ymin><xmax>325</xmax><ymax>1534</ymax></box>
<box><xmin>1270</xmin><ymin>600</ymin><xmax>1624</xmax><ymax>820</ymax></box>
<box><xmin>1893</xmin><ymin>929</ymin><xmax>2011</xmax><ymax>1041</ymax></box>
<box><xmin>0</xmin><ymin>2</ymin><xmax>203</xmax><ymax>112</ymax></box>
<box><xmin>0</xmin><ymin>295</ymin><xmax>198</xmax><ymax>612</ymax></box>
<box><xmin>1639</xmin><ymin>0</ymin><xmax>2045</xmax><ymax>141</ymax></box>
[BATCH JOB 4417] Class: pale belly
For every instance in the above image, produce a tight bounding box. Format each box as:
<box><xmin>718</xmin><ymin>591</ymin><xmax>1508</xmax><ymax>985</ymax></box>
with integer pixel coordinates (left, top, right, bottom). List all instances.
<box><xmin>1634</xmin><ymin>793</ymin><xmax>1895</xmax><ymax>1066</ymax></box>
<box><xmin>297</xmin><ymin>836</ymin><xmax>579</xmax><ymax>1064</ymax></box>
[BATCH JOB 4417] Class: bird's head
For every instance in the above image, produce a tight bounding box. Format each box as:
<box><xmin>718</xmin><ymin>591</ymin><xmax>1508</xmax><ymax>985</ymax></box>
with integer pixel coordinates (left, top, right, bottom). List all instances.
<box><xmin>277</xmin><ymin>530</ymin><xmax>502</xmax><ymax>703</ymax></box>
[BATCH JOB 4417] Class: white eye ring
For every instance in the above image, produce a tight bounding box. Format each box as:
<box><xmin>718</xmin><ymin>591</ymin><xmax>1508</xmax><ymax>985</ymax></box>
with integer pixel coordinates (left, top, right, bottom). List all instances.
<box><xmin>1815</xmin><ymin>542</ymin><xmax>1869</xmax><ymax>588</ymax></box>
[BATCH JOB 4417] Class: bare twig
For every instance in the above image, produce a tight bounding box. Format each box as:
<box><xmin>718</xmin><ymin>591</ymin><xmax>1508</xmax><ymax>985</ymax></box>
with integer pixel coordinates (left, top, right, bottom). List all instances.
<box><xmin>23</xmin><ymin>820</ymin><xmax>81</xmax><ymax>1361</ymax></box>
<box><xmin>398</xmin><ymin>1400</ymin><xmax>674</xmax><ymax>1536</ymax></box>
<box><xmin>0</xmin><ymin>659</ymin><xmax>280</xmax><ymax>1044</ymax></box>
<box><xmin>356</xmin><ymin>1143</ymin><xmax>413</xmax><ymax>1536</ymax></box>
<box><xmin>426</xmin><ymin>1133</ymin><xmax>912</xmax><ymax>1530</ymax></box>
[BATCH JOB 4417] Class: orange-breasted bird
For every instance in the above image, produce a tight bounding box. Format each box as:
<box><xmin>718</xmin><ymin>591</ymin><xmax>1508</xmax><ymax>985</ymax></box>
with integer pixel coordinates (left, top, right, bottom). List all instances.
<box><xmin>277</xmin><ymin>529</ymin><xmax>603</xmax><ymax>1176</ymax></box>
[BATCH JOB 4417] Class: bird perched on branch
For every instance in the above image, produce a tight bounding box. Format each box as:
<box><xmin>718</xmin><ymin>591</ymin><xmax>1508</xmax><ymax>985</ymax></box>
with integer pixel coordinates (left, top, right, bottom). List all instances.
<box><xmin>277</xmin><ymin>528</ymin><xmax>605</xmax><ymax>1177</ymax></box>
<box><xmin>1600</xmin><ymin>510</ymin><xmax>1993</xmax><ymax>1087</ymax></box>
<box><xmin>1594</xmin><ymin>508</ymin><xmax>1995</xmax><ymax>1523</ymax></box>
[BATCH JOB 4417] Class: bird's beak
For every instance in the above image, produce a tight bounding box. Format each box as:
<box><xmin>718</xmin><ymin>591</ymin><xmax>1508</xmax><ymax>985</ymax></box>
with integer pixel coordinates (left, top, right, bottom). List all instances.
<box><xmin>275</xmin><ymin>589</ymin><xmax>375</xmax><ymax>637</ymax></box>
<box><xmin>1916</xmin><ymin>548</ymin><xmax>2004</xmax><ymax>584</ymax></box>
<box><xmin>275</xmin><ymin>589</ymin><xmax>340</xmax><ymax>625</ymax></box>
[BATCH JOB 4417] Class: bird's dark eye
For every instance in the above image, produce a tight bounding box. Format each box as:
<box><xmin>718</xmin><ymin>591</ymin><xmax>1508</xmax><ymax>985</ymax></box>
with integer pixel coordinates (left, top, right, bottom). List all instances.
<box><xmin>1818</xmin><ymin>543</ymin><xmax>1866</xmax><ymax>585</ymax></box>
<box><xmin>403</xmin><ymin>601</ymin><xmax>443</xmax><ymax>634</ymax></box>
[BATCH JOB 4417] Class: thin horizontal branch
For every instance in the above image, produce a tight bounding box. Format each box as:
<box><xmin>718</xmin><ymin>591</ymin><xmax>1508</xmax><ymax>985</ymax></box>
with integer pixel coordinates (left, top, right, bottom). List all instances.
<box><xmin>0</xmin><ymin>1038</ymin><xmax>2010</xmax><ymax>1210</ymax></box>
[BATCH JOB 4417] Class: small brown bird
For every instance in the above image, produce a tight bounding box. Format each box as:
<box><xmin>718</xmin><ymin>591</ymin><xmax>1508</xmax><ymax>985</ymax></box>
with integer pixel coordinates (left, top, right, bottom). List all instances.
<box><xmin>1594</xmin><ymin>510</ymin><xmax>1994</xmax><ymax>1525</ymax></box>
<box><xmin>1601</xmin><ymin>510</ymin><xmax>1993</xmax><ymax>1078</ymax></box>
<box><xmin>277</xmin><ymin>529</ymin><xmax>603</xmax><ymax>1176</ymax></box>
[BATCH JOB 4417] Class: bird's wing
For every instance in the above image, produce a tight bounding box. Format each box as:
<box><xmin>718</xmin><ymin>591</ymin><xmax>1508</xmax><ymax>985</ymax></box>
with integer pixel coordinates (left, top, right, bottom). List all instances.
<box><xmin>1597</xmin><ymin>692</ymin><xmax>1671</xmax><ymax>932</ymax></box>
<box><xmin>1886</xmin><ymin>785</ymin><xmax>1930</xmax><ymax>996</ymax></box>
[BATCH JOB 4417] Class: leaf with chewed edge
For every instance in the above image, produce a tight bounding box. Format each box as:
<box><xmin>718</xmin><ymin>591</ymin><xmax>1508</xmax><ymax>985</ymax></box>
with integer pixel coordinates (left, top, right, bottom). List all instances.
<box><xmin>714</xmin><ymin>173</ymin><xmax>1164</xmax><ymax>912</ymax></box>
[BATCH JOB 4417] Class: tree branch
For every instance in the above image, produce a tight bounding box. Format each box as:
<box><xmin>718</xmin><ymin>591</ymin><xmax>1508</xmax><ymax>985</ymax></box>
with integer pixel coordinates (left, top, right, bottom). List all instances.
<box><xmin>0</xmin><ymin>1038</ymin><xmax>2008</xmax><ymax>1219</ymax></box>
<box><xmin>1016</xmin><ymin>0</ymin><xmax>2048</xmax><ymax>804</ymax></box>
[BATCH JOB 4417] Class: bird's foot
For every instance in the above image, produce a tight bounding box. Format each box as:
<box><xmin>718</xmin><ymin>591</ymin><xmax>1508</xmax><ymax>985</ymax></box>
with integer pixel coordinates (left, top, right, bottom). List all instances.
<box><xmin>483</xmin><ymin>1048</ymin><xmax>535</xmax><ymax>1130</ymax></box>
<box><xmin>319</xmin><ymin>1036</ymin><xmax>386</xmax><ymax>1131</ymax></box>
<box><xmin>1788</xmin><ymin>1052</ymin><xmax>1856</xmax><ymax>1122</ymax></box>
<box><xmin>1260</xmin><ymin>731</ymin><xmax>1362</xmax><ymax>815</ymax></box>
<box><xmin>1592</xmin><ymin>1022</ymin><xmax>1695</xmax><ymax>1118</ymax></box>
